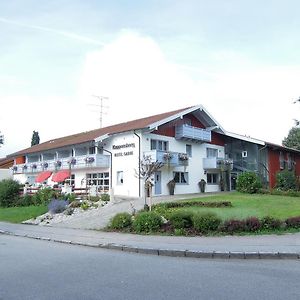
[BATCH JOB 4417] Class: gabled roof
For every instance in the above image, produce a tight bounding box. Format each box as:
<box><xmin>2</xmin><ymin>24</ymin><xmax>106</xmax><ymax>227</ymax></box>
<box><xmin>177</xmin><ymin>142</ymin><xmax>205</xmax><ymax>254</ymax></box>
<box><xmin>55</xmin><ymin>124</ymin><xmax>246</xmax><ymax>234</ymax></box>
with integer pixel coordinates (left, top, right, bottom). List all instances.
<box><xmin>11</xmin><ymin>106</ymin><xmax>213</xmax><ymax>157</ymax></box>
<box><xmin>0</xmin><ymin>157</ymin><xmax>14</xmax><ymax>168</ymax></box>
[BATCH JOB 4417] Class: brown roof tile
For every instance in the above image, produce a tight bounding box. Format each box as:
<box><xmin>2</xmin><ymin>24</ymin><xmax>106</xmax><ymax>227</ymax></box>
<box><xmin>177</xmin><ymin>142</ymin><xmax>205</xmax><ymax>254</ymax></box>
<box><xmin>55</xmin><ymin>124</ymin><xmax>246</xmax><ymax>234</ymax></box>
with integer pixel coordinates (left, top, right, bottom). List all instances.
<box><xmin>9</xmin><ymin>106</ymin><xmax>193</xmax><ymax>157</ymax></box>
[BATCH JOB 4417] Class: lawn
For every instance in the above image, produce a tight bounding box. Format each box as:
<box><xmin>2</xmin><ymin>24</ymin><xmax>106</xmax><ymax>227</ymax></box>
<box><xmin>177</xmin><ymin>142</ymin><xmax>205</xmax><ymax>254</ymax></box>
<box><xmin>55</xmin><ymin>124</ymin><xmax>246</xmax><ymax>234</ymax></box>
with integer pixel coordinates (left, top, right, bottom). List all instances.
<box><xmin>153</xmin><ymin>192</ymin><xmax>300</xmax><ymax>221</ymax></box>
<box><xmin>0</xmin><ymin>205</ymin><xmax>48</xmax><ymax>223</ymax></box>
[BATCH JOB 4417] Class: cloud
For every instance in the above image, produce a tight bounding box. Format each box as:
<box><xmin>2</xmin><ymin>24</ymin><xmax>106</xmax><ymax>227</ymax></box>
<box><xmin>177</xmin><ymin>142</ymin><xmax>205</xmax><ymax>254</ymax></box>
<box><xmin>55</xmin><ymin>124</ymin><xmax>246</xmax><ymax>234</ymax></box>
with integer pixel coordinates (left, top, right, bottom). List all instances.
<box><xmin>78</xmin><ymin>31</ymin><xmax>200</xmax><ymax>126</ymax></box>
<box><xmin>1</xmin><ymin>30</ymin><xmax>300</xmax><ymax>157</ymax></box>
<box><xmin>0</xmin><ymin>17</ymin><xmax>104</xmax><ymax>46</ymax></box>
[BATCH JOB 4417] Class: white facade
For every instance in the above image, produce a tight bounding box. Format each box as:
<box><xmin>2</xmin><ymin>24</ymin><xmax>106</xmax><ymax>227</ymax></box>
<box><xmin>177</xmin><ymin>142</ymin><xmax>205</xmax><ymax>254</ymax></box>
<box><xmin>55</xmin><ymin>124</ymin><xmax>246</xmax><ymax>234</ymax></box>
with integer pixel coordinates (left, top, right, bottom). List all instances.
<box><xmin>0</xmin><ymin>169</ymin><xmax>12</xmax><ymax>181</ymax></box>
<box><xmin>11</xmin><ymin>106</ymin><xmax>230</xmax><ymax>197</ymax></box>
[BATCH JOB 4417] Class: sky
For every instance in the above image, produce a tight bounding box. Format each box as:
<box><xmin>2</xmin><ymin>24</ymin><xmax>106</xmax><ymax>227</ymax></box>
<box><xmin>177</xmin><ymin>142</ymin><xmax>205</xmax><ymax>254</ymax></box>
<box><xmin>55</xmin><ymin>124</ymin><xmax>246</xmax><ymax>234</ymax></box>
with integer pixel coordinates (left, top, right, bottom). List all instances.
<box><xmin>1</xmin><ymin>0</ymin><xmax>300</xmax><ymax>157</ymax></box>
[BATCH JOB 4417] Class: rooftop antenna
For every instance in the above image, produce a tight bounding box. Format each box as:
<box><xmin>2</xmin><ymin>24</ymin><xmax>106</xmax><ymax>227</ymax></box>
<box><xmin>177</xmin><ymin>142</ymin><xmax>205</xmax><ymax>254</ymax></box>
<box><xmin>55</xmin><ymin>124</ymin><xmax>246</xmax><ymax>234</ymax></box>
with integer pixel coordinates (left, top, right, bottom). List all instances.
<box><xmin>89</xmin><ymin>95</ymin><xmax>109</xmax><ymax>128</ymax></box>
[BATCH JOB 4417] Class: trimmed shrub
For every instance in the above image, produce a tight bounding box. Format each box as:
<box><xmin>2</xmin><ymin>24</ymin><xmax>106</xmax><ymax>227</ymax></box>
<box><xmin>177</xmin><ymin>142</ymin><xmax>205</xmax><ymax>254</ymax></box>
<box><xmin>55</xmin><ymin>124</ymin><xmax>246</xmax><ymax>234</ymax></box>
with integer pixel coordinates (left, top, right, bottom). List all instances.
<box><xmin>285</xmin><ymin>216</ymin><xmax>300</xmax><ymax>229</ymax></box>
<box><xmin>132</xmin><ymin>212</ymin><xmax>162</xmax><ymax>233</ymax></box>
<box><xmin>245</xmin><ymin>217</ymin><xmax>261</xmax><ymax>232</ymax></box>
<box><xmin>153</xmin><ymin>201</ymin><xmax>232</xmax><ymax>209</ymax></box>
<box><xmin>48</xmin><ymin>199</ymin><xmax>69</xmax><ymax>214</ymax></box>
<box><xmin>0</xmin><ymin>179</ymin><xmax>21</xmax><ymax>207</ymax></box>
<box><xmin>222</xmin><ymin>219</ymin><xmax>246</xmax><ymax>233</ymax></box>
<box><xmin>101</xmin><ymin>193</ymin><xmax>110</xmax><ymax>202</ymax></box>
<box><xmin>110</xmin><ymin>212</ymin><xmax>132</xmax><ymax>230</ymax></box>
<box><xmin>169</xmin><ymin>210</ymin><xmax>193</xmax><ymax>229</ymax></box>
<box><xmin>192</xmin><ymin>212</ymin><xmax>221</xmax><ymax>233</ymax></box>
<box><xmin>276</xmin><ymin>170</ymin><xmax>296</xmax><ymax>191</ymax></box>
<box><xmin>261</xmin><ymin>216</ymin><xmax>282</xmax><ymax>230</ymax></box>
<box><xmin>236</xmin><ymin>172</ymin><xmax>262</xmax><ymax>194</ymax></box>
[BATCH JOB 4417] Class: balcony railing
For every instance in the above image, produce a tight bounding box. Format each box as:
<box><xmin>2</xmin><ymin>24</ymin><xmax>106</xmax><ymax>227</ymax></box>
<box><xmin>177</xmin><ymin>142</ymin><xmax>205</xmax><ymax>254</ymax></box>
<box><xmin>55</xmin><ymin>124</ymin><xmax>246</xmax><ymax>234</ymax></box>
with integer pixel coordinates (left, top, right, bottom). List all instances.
<box><xmin>175</xmin><ymin>124</ymin><xmax>211</xmax><ymax>143</ymax></box>
<box><xmin>13</xmin><ymin>154</ymin><xmax>110</xmax><ymax>173</ymax></box>
<box><xmin>143</xmin><ymin>150</ymin><xmax>189</xmax><ymax>166</ymax></box>
<box><xmin>203</xmin><ymin>157</ymin><xmax>233</xmax><ymax>170</ymax></box>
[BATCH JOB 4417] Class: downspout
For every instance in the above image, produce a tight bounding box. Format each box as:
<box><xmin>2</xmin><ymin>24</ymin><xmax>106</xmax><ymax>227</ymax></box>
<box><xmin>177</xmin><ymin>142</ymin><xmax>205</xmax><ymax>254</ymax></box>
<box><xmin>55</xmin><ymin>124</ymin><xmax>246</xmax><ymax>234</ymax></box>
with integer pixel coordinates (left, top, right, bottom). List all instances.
<box><xmin>134</xmin><ymin>130</ymin><xmax>141</xmax><ymax>198</ymax></box>
<box><xmin>101</xmin><ymin>147</ymin><xmax>113</xmax><ymax>190</ymax></box>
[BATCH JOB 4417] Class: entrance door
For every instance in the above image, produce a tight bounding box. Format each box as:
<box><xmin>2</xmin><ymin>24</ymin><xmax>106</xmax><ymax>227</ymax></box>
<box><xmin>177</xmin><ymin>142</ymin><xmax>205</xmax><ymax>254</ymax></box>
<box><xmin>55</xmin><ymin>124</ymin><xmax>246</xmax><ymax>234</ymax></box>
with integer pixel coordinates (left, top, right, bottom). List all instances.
<box><xmin>231</xmin><ymin>173</ymin><xmax>237</xmax><ymax>190</ymax></box>
<box><xmin>154</xmin><ymin>171</ymin><xmax>162</xmax><ymax>195</ymax></box>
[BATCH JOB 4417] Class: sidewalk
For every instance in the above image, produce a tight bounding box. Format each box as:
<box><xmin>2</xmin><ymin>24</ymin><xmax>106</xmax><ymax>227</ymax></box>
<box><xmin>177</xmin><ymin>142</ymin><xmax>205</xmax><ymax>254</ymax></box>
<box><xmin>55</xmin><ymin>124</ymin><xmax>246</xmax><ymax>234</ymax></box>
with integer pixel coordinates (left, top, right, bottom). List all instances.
<box><xmin>1</xmin><ymin>221</ymin><xmax>300</xmax><ymax>260</ymax></box>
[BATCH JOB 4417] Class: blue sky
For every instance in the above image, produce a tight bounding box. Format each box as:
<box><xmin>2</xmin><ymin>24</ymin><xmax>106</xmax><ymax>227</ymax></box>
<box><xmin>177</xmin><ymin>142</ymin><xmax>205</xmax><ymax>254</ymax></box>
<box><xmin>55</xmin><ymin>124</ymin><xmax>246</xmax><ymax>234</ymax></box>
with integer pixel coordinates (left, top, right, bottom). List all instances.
<box><xmin>1</xmin><ymin>0</ymin><xmax>300</xmax><ymax>156</ymax></box>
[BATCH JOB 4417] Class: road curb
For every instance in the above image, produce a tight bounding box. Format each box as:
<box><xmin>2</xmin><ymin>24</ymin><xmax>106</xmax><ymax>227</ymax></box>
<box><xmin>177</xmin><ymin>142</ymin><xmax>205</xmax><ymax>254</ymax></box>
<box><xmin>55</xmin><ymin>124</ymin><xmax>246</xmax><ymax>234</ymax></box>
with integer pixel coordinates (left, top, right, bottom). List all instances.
<box><xmin>1</xmin><ymin>230</ymin><xmax>299</xmax><ymax>260</ymax></box>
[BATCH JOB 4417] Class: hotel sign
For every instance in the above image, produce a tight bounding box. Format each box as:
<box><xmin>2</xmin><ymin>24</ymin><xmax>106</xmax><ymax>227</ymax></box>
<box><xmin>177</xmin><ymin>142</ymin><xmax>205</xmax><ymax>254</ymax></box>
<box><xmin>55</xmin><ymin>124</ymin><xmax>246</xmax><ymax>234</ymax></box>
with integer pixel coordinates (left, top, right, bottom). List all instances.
<box><xmin>113</xmin><ymin>143</ymin><xmax>135</xmax><ymax>157</ymax></box>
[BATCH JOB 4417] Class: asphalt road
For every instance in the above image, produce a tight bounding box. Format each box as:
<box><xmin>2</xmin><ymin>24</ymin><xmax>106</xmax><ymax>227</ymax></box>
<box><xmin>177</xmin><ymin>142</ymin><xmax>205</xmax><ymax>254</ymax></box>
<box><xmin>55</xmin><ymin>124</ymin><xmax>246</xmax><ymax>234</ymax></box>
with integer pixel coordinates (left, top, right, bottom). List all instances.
<box><xmin>1</xmin><ymin>235</ymin><xmax>300</xmax><ymax>300</ymax></box>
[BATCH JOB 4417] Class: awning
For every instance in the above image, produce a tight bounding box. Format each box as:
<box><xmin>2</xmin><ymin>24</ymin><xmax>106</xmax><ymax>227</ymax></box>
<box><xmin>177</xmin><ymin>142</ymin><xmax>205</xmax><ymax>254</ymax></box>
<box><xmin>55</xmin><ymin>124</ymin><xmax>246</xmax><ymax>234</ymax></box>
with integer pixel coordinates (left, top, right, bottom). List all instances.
<box><xmin>52</xmin><ymin>170</ymin><xmax>71</xmax><ymax>182</ymax></box>
<box><xmin>35</xmin><ymin>171</ymin><xmax>52</xmax><ymax>183</ymax></box>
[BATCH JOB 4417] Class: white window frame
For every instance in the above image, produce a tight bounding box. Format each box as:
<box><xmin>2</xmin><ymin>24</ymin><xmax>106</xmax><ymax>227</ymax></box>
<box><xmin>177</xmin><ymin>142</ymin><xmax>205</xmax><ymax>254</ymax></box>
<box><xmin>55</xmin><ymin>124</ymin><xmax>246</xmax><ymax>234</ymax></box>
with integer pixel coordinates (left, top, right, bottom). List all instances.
<box><xmin>173</xmin><ymin>172</ymin><xmax>189</xmax><ymax>184</ymax></box>
<box><xmin>206</xmin><ymin>148</ymin><xmax>218</xmax><ymax>158</ymax></box>
<box><xmin>186</xmin><ymin>144</ymin><xmax>192</xmax><ymax>157</ymax></box>
<box><xmin>117</xmin><ymin>171</ymin><xmax>124</xmax><ymax>185</ymax></box>
<box><xmin>207</xmin><ymin>173</ymin><xmax>218</xmax><ymax>185</ymax></box>
<box><xmin>150</xmin><ymin>139</ymin><xmax>168</xmax><ymax>151</ymax></box>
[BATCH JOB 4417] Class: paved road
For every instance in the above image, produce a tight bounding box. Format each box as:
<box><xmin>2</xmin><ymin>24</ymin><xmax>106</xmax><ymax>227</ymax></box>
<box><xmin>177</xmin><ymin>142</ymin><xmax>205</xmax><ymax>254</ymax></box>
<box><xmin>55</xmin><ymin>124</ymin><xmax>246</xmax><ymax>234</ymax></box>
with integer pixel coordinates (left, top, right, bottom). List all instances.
<box><xmin>1</xmin><ymin>234</ymin><xmax>300</xmax><ymax>300</ymax></box>
<box><xmin>1</xmin><ymin>222</ymin><xmax>300</xmax><ymax>256</ymax></box>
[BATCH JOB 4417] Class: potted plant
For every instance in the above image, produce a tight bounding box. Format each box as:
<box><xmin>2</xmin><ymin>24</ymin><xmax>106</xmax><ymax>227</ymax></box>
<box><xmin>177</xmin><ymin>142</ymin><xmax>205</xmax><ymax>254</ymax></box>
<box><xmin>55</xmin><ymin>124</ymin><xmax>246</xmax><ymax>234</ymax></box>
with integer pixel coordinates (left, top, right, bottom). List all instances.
<box><xmin>198</xmin><ymin>179</ymin><xmax>206</xmax><ymax>193</ymax></box>
<box><xmin>167</xmin><ymin>179</ymin><xmax>176</xmax><ymax>195</ymax></box>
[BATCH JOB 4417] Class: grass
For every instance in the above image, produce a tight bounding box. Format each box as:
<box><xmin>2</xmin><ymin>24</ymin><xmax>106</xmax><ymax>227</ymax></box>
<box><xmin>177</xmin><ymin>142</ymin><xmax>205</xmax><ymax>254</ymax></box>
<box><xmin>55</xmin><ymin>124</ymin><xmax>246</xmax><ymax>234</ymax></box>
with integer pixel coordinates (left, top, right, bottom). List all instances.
<box><xmin>0</xmin><ymin>205</ymin><xmax>48</xmax><ymax>223</ymax></box>
<box><xmin>152</xmin><ymin>192</ymin><xmax>300</xmax><ymax>221</ymax></box>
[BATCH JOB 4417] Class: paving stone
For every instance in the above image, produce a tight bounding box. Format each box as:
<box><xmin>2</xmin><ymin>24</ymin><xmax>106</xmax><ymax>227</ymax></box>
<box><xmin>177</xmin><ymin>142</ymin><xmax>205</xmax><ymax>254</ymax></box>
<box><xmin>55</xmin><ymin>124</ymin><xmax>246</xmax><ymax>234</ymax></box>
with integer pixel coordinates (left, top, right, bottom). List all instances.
<box><xmin>213</xmin><ymin>251</ymin><xmax>230</xmax><ymax>259</ymax></box>
<box><xmin>185</xmin><ymin>250</ymin><xmax>213</xmax><ymax>259</ymax></box>
<box><xmin>229</xmin><ymin>252</ymin><xmax>245</xmax><ymax>259</ymax></box>
<box><xmin>258</xmin><ymin>252</ymin><xmax>279</xmax><ymax>259</ymax></box>
<box><xmin>158</xmin><ymin>249</ymin><xmax>186</xmax><ymax>257</ymax></box>
<box><xmin>122</xmin><ymin>246</ymin><xmax>138</xmax><ymax>253</ymax></box>
<box><xmin>244</xmin><ymin>252</ymin><xmax>260</xmax><ymax>259</ymax></box>
<box><xmin>278</xmin><ymin>252</ymin><xmax>299</xmax><ymax>259</ymax></box>
<box><xmin>137</xmin><ymin>248</ymin><xmax>159</xmax><ymax>255</ymax></box>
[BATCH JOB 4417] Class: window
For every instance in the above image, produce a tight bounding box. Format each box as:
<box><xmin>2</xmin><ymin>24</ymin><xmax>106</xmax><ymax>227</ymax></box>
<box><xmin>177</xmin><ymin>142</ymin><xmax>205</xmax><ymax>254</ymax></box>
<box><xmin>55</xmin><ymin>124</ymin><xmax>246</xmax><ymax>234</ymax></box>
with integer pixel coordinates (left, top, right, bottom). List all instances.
<box><xmin>207</xmin><ymin>173</ymin><xmax>218</xmax><ymax>184</ymax></box>
<box><xmin>279</xmin><ymin>152</ymin><xmax>285</xmax><ymax>170</ymax></box>
<box><xmin>207</xmin><ymin>148</ymin><xmax>218</xmax><ymax>158</ymax></box>
<box><xmin>186</xmin><ymin>144</ymin><xmax>192</xmax><ymax>157</ymax></box>
<box><xmin>150</xmin><ymin>139</ymin><xmax>168</xmax><ymax>151</ymax></box>
<box><xmin>117</xmin><ymin>171</ymin><xmax>124</xmax><ymax>185</ymax></box>
<box><xmin>86</xmin><ymin>172</ymin><xmax>109</xmax><ymax>192</ymax></box>
<box><xmin>89</xmin><ymin>147</ymin><xmax>95</xmax><ymax>155</ymax></box>
<box><xmin>65</xmin><ymin>174</ymin><xmax>75</xmax><ymax>187</ymax></box>
<box><xmin>173</xmin><ymin>172</ymin><xmax>189</xmax><ymax>184</ymax></box>
<box><xmin>287</xmin><ymin>153</ymin><xmax>293</xmax><ymax>170</ymax></box>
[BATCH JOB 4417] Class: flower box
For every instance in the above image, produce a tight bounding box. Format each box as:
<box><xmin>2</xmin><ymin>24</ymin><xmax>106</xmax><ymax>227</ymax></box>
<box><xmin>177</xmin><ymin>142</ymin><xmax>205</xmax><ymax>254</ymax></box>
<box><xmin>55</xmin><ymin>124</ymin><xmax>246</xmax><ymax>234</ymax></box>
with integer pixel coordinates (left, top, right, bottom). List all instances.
<box><xmin>85</xmin><ymin>157</ymin><xmax>95</xmax><ymax>164</ymax></box>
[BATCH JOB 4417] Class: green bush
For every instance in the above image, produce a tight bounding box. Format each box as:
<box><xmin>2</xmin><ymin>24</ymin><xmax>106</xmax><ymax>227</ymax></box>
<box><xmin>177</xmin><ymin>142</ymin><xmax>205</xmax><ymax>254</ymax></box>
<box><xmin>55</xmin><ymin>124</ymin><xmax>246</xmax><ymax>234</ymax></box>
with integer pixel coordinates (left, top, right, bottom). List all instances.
<box><xmin>32</xmin><ymin>187</ymin><xmax>56</xmax><ymax>205</ymax></box>
<box><xmin>169</xmin><ymin>210</ymin><xmax>193</xmax><ymax>229</ymax></box>
<box><xmin>101</xmin><ymin>193</ymin><xmax>110</xmax><ymax>202</ymax></box>
<box><xmin>15</xmin><ymin>194</ymin><xmax>35</xmax><ymax>207</ymax></box>
<box><xmin>192</xmin><ymin>212</ymin><xmax>221</xmax><ymax>233</ymax></box>
<box><xmin>0</xmin><ymin>179</ymin><xmax>21</xmax><ymax>207</ymax></box>
<box><xmin>65</xmin><ymin>193</ymin><xmax>76</xmax><ymax>202</ymax></box>
<box><xmin>132</xmin><ymin>211</ymin><xmax>162</xmax><ymax>233</ymax></box>
<box><xmin>276</xmin><ymin>170</ymin><xmax>296</xmax><ymax>191</ymax></box>
<box><xmin>285</xmin><ymin>216</ymin><xmax>300</xmax><ymax>229</ymax></box>
<box><xmin>110</xmin><ymin>212</ymin><xmax>132</xmax><ymax>229</ymax></box>
<box><xmin>261</xmin><ymin>216</ymin><xmax>282</xmax><ymax>230</ymax></box>
<box><xmin>236</xmin><ymin>172</ymin><xmax>262</xmax><ymax>194</ymax></box>
<box><xmin>222</xmin><ymin>219</ymin><xmax>246</xmax><ymax>233</ymax></box>
<box><xmin>80</xmin><ymin>201</ymin><xmax>90</xmax><ymax>210</ymax></box>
